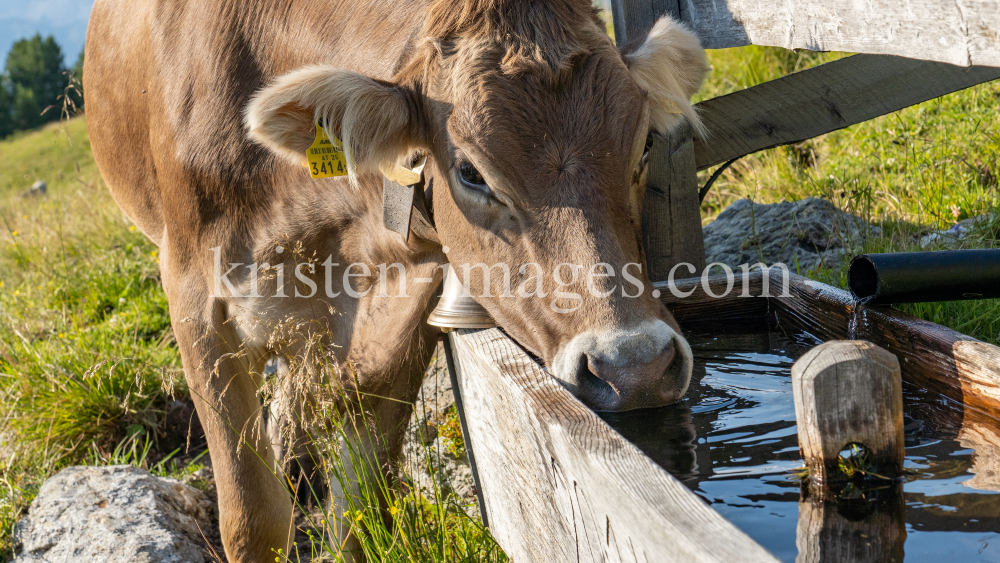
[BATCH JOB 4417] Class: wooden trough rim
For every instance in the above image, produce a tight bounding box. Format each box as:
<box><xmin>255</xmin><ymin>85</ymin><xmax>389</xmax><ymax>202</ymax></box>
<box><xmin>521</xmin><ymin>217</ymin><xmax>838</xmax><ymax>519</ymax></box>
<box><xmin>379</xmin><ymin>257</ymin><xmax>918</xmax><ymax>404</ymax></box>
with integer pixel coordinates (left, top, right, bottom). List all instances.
<box><xmin>654</xmin><ymin>269</ymin><xmax>1000</xmax><ymax>417</ymax></box>
<box><xmin>448</xmin><ymin>269</ymin><xmax>1000</xmax><ymax>562</ymax></box>
<box><xmin>449</xmin><ymin>327</ymin><xmax>782</xmax><ymax>563</ymax></box>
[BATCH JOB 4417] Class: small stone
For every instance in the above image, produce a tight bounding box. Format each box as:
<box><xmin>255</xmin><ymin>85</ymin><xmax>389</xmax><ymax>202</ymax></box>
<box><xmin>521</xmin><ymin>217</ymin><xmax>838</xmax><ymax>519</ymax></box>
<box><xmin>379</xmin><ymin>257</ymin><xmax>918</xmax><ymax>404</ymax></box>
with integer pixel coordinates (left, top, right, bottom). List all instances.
<box><xmin>919</xmin><ymin>215</ymin><xmax>986</xmax><ymax>248</ymax></box>
<box><xmin>13</xmin><ymin>465</ymin><xmax>216</xmax><ymax>563</ymax></box>
<box><xmin>418</xmin><ymin>420</ymin><xmax>439</xmax><ymax>445</ymax></box>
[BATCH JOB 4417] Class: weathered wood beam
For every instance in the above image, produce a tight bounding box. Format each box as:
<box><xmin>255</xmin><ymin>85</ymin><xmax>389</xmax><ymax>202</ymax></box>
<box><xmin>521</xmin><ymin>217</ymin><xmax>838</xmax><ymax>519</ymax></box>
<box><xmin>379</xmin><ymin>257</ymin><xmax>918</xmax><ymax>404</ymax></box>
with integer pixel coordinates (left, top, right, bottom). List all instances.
<box><xmin>609</xmin><ymin>1</ymin><xmax>707</xmax><ymax>278</ymax></box>
<box><xmin>693</xmin><ymin>54</ymin><xmax>1000</xmax><ymax>171</ymax></box>
<box><xmin>792</xmin><ymin>341</ymin><xmax>905</xmax><ymax>488</ymax></box>
<box><xmin>449</xmin><ymin>328</ymin><xmax>780</xmax><ymax>563</ymax></box>
<box><xmin>644</xmin><ymin>123</ymin><xmax>707</xmax><ymax>281</ymax></box>
<box><xmin>610</xmin><ymin>0</ymin><xmax>680</xmax><ymax>45</ymax></box>
<box><xmin>677</xmin><ymin>0</ymin><xmax>1000</xmax><ymax>68</ymax></box>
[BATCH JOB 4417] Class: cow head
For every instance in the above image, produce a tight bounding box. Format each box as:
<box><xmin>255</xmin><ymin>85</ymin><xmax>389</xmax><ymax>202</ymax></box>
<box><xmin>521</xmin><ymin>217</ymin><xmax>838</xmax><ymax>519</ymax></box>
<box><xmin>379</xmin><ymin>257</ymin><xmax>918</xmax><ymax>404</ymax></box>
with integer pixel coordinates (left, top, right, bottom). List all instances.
<box><xmin>246</xmin><ymin>1</ymin><xmax>709</xmax><ymax>411</ymax></box>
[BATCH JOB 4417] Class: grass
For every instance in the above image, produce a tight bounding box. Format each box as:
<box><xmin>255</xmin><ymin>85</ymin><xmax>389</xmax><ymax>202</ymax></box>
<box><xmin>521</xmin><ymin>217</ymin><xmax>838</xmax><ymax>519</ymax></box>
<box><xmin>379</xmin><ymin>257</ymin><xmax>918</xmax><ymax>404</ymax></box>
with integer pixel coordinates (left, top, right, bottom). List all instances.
<box><xmin>0</xmin><ymin>38</ymin><xmax>998</xmax><ymax>562</ymax></box>
<box><xmin>278</xmin><ymin>393</ymin><xmax>506</xmax><ymax>563</ymax></box>
<box><xmin>696</xmin><ymin>46</ymin><xmax>1000</xmax><ymax>345</ymax></box>
<box><xmin>0</xmin><ymin>117</ymin><xmax>188</xmax><ymax>558</ymax></box>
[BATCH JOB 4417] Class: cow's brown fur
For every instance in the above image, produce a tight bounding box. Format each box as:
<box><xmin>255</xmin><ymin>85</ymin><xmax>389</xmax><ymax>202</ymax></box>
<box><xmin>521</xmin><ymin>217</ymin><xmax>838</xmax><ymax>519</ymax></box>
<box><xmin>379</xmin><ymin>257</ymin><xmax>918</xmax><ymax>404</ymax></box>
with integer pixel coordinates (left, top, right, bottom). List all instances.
<box><xmin>85</xmin><ymin>1</ymin><xmax>707</xmax><ymax>561</ymax></box>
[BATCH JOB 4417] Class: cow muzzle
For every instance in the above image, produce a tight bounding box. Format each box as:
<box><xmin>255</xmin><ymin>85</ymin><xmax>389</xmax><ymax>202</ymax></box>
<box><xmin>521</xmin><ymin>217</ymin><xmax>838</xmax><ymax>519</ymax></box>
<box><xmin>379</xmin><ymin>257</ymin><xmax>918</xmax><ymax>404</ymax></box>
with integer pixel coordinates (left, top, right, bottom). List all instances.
<box><xmin>550</xmin><ymin>320</ymin><xmax>693</xmax><ymax>411</ymax></box>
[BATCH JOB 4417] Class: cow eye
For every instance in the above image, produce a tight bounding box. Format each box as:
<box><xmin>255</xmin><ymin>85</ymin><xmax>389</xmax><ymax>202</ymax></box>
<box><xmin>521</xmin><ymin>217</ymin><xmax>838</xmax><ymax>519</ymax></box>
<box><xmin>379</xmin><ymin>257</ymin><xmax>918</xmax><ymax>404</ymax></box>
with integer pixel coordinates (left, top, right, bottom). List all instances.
<box><xmin>458</xmin><ymin>160</ymin><xmax>489</xmax><ymax>191</ymax></box>
<box><xmin>641</xmin><ymin>133</ymin><xmax>654</xmax><ymax>168</ymax></box>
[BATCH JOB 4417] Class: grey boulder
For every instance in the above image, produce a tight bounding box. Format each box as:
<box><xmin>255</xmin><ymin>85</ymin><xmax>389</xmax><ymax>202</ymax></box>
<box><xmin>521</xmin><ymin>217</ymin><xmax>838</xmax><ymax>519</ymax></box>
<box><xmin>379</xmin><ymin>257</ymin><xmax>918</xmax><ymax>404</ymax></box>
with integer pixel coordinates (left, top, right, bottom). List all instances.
<box><xmin>13</xmin><ymin>465</ymin><xmax>216</xmax><ymax>563</ymax></box>
<box><xmin>703</xmin><ymin>197</ymin><xmax>878</xmax><ymax>274</ymax></box>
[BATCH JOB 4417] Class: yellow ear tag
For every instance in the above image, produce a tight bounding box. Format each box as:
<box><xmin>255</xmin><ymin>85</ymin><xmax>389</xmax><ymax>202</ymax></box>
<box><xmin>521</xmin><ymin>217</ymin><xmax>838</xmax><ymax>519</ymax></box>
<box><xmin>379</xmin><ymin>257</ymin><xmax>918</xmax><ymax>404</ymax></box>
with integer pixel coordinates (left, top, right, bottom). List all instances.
<box><xmin>659</xmin><ymin>99</ymin><xmax>684</xmax><ymax>115</ymax></box>
<box><xmin>304</xmin><ymin>123</ymin><xmax>349</xmax><ymax>179</ymax></box>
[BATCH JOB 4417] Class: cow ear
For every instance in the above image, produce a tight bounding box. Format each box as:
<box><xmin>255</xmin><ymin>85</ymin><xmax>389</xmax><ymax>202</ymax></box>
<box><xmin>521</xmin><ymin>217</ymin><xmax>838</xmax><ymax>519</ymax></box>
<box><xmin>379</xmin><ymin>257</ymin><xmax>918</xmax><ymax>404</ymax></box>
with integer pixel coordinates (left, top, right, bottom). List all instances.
<box><xmin>623</xmin><ymin>17</ymin><xmax>709</xmax><ymax>136</ymax></box>
<box><xmin>245</xmin><ymin>66</ymin><xmax>419</xmax><ymax>185</ymax></box>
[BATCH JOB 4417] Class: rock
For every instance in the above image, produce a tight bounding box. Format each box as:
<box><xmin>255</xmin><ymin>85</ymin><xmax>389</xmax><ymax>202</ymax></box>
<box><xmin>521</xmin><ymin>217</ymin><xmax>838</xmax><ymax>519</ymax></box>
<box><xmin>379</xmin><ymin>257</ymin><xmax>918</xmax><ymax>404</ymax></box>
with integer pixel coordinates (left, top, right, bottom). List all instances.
<box><xmin>919</xmin><ymin>214</ymin><xmax>989</xmax><ymax>248</ymax></box>
<box><xmin>703</xmin><ymin>198</ymin><xmax>879</xmax><ymax>274</ymax></box>
<box><xmin>13</xmin><ymin>465</ymin><xmax>217</xmax><ymax>563</ymax></box>
<box><xmin>402</xmin><ymin>342</ymin><xmax>478</xmax><ymax>517</ymax></box>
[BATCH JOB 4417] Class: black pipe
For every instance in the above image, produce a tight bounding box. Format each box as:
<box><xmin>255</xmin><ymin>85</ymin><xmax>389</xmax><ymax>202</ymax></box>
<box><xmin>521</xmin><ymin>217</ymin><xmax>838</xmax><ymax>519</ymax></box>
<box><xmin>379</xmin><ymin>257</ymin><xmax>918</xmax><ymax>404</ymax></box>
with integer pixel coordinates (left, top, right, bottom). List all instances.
<box><xmin>848</xmin><ymin>249</ymin><xmax>1000</xmax><ymax>305</ymax></box>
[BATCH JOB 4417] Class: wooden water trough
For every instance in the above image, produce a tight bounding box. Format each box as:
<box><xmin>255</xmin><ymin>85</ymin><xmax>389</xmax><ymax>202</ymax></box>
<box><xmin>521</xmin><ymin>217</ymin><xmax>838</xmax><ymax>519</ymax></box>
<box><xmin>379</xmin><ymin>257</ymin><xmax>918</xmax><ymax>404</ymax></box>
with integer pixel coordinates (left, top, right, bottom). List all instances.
<box><xmin>446</xmin><ymin>270</ymin><xmax>1000</xmax><ymax>562</ymax></box>
<box><xmin>438</xmin><ymin>0</ymin><xmax>1000</xmax><ymax>560</ymax></box>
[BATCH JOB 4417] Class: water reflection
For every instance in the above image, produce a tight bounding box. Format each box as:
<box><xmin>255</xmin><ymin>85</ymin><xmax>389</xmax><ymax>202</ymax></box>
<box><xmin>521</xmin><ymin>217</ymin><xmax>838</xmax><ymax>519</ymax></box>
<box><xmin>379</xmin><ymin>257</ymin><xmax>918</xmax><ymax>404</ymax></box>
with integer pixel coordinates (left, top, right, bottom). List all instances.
<box><xmin>796</xmin><ymin>484</ymin><xmax>906</xmax><ymax>563</ymax></box>
<box><xmin>599</xmin><ymin>331</ymin><xmax>1000</xmax><ymax>563</ymax></box>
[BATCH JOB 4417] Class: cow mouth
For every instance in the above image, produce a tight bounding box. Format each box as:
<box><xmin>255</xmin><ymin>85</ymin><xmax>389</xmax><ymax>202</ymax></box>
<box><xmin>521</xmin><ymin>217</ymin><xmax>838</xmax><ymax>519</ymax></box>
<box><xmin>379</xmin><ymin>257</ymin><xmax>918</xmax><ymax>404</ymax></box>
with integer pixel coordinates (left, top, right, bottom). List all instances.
<box><xmin>551</xmin><ymin>325</ymin><xmax>694</xmax><ymax>412</ymax></box>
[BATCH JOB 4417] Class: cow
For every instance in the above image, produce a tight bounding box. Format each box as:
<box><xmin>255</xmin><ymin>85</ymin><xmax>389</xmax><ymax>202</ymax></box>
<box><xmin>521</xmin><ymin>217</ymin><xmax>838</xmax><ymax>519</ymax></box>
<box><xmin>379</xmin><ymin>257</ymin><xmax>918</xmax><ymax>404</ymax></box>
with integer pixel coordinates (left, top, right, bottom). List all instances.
<box><xmin>84</xmin><ymin>0</ymin><xmax>708</xmax><ymax>560</ymax></box>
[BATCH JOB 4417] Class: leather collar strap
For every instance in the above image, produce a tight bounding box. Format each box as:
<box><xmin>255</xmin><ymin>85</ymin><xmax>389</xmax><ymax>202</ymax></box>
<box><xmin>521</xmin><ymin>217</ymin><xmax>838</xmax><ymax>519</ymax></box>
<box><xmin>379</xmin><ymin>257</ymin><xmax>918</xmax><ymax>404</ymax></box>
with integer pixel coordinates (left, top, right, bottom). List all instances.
<box><xmin>382</xmin><ymin>156</ymin><xmax>439</xmax><ymax>244</ymax></box>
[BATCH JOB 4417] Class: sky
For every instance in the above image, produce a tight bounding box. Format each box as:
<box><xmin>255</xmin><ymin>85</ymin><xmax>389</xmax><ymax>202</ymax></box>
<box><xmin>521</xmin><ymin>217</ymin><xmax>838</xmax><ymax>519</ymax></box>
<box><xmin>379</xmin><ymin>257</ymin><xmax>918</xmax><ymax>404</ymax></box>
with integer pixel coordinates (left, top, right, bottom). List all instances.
<box><xmin>0</xmin><ymin>0</ymin><xmax>95</xmax><ymax>67</ymax></box>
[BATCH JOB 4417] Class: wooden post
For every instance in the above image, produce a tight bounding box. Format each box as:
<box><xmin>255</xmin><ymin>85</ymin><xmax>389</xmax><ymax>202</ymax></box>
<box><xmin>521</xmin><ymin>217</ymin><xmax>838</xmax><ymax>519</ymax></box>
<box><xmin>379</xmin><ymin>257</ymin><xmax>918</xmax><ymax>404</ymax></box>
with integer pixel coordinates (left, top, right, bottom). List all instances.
<box><xmin>609</xmin><ymin>0</ymin><xmax>680</xmax><ymax>45</ymax></box>
<box><xmin>643</xmin><ymin>122</ymin><xmax>707</xmax><ymax>281</ymax></box>
<box><xmin>608</xmin><ymin>0</ymin><xmax>706</xmax><ymax>281</ymax></box>
<box><xmin>792</xmin><ymin>341</ymin><xmax>904</xmax><ymax>489</ymax></box>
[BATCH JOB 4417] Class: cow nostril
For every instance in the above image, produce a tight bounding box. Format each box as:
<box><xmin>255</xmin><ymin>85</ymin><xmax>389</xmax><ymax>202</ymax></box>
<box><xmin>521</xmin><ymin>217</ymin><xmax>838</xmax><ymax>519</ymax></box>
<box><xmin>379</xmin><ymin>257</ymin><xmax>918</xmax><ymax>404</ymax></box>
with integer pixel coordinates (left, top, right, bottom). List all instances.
<box><xmin>574</xmin><ymin>354</ymin><xmax>619</xmax><ymax>402</ymax></box>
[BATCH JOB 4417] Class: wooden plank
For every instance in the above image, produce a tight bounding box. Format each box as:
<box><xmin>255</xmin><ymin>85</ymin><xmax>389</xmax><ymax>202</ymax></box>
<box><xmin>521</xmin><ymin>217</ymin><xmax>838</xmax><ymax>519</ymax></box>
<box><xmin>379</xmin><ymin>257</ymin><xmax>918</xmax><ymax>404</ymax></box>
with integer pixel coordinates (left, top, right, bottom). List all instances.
<box><xmin>611</xmin><ymin>0</ymin><xmax>680</xmax><ymax>45</ymax></box>
<box><xmin>612</xmin><ymin>2</ymin><xmax>707</xmax><ymax>281</ymax></box>
<box><xmin>792</xmin><ymin>341</ymin><xmax>905</xmax><ymax>488</ymax></box>
<box><xmin>449</xmin><ymin>328</ymin><xmax>780</xmax><ymax>563</ymax></box>
<box><xmin>653</xmin><ymin>271</ymin><xmax>769</xmax><ymax>331</ymax></box>
<box><xmin>693</xmin><ymin>54</ymin><xmax>1000</xmax><ymax>171</ymax></box>
<box><xmin>677</xmin><ymin>0</ymin><xmax>1000</xmax><ymax>67</ymax></box>
<box><xmin>643</xmin><ymin>122</ymin><xmax>707</xmax><ymax>281</ymax></box>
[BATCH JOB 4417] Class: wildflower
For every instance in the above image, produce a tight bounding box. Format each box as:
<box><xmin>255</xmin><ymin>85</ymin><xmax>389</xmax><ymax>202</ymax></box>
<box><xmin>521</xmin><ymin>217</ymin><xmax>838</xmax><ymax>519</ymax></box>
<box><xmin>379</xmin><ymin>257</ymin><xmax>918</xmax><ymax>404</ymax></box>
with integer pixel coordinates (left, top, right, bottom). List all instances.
<box><xmin>129</xmin><ymin>225</ymin><xmax>136</xmax><ymax>232</ymax></box>
<box><xmin>11</xmin><ymin>231</ymin><xmax>17</xmax><ymax>237</ymax></box>
<box><xmin>151</xmin><ymin>250</ymin><xmax>158</xmax><ymax>258</ymax></box>
<box><xmin>886</xmin><ymin>158</ymin><xmax>895</xmax><ymax>165</ymax></box>
<box><xmin>355</xmin><ymin>512</ymin><xmax>363</xmax><ymax>522</ymax></box>
<box><xmin>389</xmin><ymin>505</ymin><xmax>398</xmax><ymax>515</ymax></box>
<box><xmin>58</xmin><ymin>333</ymin><xmax>65</xmax><ymax>339</ymax></box>
<box><xmin>14</xmin><ymin>290</ymin><xmax>19</xmax><ymax>296</ymax></box>
<box><xmin>951</xmin><ymin>205</ymin><xmax>962</xmax><ymax>219</ymax></box>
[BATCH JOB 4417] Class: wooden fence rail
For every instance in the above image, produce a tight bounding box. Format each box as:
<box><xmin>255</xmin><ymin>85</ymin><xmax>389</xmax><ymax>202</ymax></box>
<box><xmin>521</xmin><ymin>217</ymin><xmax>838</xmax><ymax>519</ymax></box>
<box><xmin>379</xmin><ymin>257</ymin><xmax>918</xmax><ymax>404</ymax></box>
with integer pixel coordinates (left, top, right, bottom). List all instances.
<box><xmin>692</xmin><ymin>55</ymin><xmax>1000</xmax><ymax>171</ymax></box>
<box><xmin>448</xmin><ymin>328</ymin><xmax>780</xmax><ymax>563</ymax></box>
<box><xmin>684</xmin><ymin>0</ymin><xmax>1000</xmax><ymax>68</ymax></box>
<box><xmin>614</xmin><ymin>0</ymin><xmax>1000</xmax><ymax>68</ymax></box>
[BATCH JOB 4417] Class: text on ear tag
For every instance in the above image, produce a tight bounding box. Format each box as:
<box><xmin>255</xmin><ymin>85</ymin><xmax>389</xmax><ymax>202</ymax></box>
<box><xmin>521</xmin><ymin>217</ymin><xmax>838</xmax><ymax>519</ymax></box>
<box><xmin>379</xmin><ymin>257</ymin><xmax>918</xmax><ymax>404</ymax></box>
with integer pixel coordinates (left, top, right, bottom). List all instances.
<box><xmin>304</xmin><ymin>123</ymin><xmax>349</xmax><ymax>179</ymax></box>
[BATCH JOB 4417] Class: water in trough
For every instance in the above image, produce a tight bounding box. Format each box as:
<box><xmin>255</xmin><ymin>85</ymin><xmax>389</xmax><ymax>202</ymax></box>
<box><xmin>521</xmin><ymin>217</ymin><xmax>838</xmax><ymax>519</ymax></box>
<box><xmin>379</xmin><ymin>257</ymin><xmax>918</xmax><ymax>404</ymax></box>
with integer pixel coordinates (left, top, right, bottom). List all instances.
<box><xmin>600</xmin><ymin>330</ymin><xmax>1000</xmax><ymax>562</ymax></box>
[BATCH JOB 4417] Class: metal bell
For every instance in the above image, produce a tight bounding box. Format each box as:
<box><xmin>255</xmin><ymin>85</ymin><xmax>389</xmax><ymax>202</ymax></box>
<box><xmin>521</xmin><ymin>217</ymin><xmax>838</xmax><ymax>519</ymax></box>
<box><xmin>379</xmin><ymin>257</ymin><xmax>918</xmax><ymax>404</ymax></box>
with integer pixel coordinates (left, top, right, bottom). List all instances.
<box><xmin>427</xmin><ymin>264</ymin><xmax>496</xmax><ymax>330</ymax></box>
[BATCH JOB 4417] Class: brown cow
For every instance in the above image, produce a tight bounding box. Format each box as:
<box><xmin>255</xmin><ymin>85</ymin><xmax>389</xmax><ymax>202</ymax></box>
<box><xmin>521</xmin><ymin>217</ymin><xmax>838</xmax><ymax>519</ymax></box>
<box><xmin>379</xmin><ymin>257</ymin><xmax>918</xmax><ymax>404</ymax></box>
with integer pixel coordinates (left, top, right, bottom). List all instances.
<box><xmin>84</xmin><ymin>0</ymin><xmax>708</xmax><ymax>561</ymax></box>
